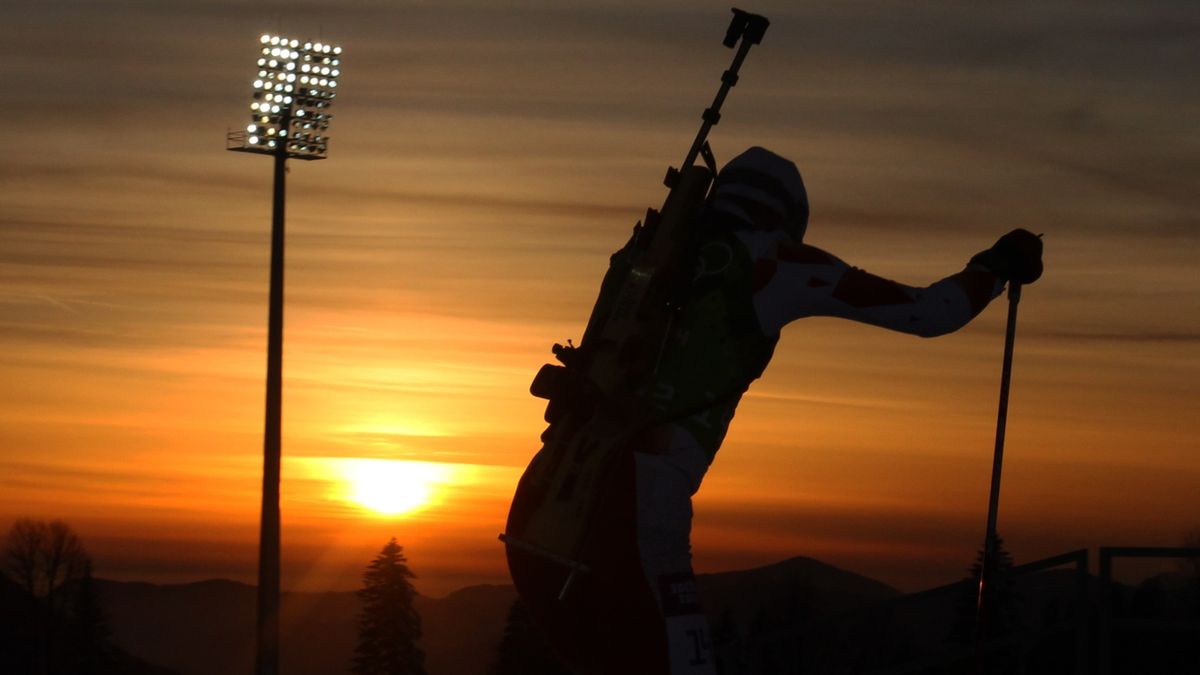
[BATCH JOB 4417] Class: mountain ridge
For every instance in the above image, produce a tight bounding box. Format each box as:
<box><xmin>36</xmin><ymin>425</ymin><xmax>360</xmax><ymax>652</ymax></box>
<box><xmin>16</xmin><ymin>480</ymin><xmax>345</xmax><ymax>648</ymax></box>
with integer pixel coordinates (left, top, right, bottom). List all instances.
<box><xmin>94</xmin><ymin>555</ymin><xmax>894</xmax><ymax>675</ymax></box>
<box><xmin>93</xmin><ymin>557</ymin><xmax>1196</xmax><ymax>674</ymax></box>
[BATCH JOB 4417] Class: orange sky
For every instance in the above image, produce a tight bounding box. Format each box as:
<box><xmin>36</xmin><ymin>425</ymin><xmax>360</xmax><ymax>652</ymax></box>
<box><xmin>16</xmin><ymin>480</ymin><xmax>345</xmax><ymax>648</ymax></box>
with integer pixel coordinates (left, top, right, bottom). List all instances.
<box><xmin>1</xmin><ymin>1</ymin><xmax>1197</xmax><ymax>597</ymax></box>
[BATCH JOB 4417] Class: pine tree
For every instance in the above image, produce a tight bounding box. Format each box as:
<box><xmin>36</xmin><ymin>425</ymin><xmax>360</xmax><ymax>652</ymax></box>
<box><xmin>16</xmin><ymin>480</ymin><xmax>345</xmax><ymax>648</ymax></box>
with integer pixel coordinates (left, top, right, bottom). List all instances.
<box><xmin>352</xmin><ymin>539</ymin><xmax>426</xmax><ymax>675</ymax></box>
<box><xmin>948</xmin><ymin>533</ymin><xmax>1024</xmax><ymax>674</ymax></box>
<box><xmin>951</xmin><ymin>533</ymin><xmax>1022</xmax><ymax>643</ymax></box>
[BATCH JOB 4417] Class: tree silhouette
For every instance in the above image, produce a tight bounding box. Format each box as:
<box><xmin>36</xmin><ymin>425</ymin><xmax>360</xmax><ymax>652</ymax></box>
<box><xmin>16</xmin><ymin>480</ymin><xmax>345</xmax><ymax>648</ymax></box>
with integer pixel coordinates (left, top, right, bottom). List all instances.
<box><xmin>951</xmin><ymin>533</ymin><xmax>1022</xmax><ymax>644</ymax></box>
<box><xmin>946</xmin><ymin>533</ymin><xmax>1024</xmax><ymax>674</ymax></box>
<box><xmin>352</xmin><ymin>538</ymin><xmax>426</xmax><ymax>675</ymax></box>
<box><xmin>488</xmin><ymin>598</ymin><xmax>570</xmax><ymax>675</ymax></box>
<box><xmin>0</xmin><ymin>518</ymin><xmax>117</xmax><ymax>674</ymax></box>
<box><xmin>4</xmin><ymin>518</ymin><xmax>89</xmax><ymax>599</ymax></box>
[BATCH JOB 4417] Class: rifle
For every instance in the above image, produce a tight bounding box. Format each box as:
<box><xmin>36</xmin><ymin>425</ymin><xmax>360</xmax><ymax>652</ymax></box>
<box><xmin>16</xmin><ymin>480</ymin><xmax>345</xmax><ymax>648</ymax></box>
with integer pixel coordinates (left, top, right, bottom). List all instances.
<box><xmin>502</xmin><ymin>8</ymin><xmax>770</xmax><ymax>600</ymax></box>
<box><xmin>535</xmin><ymin>7</ymin><xmax>768</xmax><ymax>421</ymax></box>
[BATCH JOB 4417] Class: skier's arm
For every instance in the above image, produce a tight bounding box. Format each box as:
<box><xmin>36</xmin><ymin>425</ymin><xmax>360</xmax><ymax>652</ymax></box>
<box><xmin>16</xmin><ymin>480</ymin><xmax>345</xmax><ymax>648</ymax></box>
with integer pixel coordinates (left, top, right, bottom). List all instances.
<box><xmin>751</xmin><ymin>240</ymin><xmax>1003</xmax><ymax>337</ymax></box>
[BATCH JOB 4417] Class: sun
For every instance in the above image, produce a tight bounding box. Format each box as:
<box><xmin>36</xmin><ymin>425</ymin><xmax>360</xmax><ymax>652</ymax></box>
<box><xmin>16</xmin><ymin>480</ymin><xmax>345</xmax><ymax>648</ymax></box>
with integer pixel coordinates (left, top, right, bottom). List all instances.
<box><xmin>339</xmin><ymin>459</ymin><xmax>451</xmax><ymax>516</ymax></box>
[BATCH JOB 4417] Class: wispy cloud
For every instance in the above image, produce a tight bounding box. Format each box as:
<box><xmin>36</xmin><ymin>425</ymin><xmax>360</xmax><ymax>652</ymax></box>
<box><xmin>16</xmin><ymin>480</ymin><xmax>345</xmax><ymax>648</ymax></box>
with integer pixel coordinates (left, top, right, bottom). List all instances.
<box><xmin>0</xmin><ymin>0</ymin><xmax>1197</xmax><ymax>589</ymax></box>
<box><xmin>1035</xmin><ymin>330</ymin><xmax>1200</xmax><ymax>344</ymax></box>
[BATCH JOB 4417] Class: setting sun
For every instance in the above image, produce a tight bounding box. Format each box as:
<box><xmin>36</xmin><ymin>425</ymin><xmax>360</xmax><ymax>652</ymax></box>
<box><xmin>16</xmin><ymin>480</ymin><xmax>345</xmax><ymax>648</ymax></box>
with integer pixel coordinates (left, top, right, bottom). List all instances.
<box><xmin>2</xmin><ymin>4</ymin><xmax>1197</xmax><ymax>673</ymax></box>
<box><xmin>328</xmin><ymin>458</ymin><xmax>456</xmax><ymax>516</ymax></box>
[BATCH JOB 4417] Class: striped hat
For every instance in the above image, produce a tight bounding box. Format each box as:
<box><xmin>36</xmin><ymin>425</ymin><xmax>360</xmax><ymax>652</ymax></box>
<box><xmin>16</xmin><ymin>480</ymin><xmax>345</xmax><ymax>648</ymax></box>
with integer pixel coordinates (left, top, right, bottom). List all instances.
<box><xmin>709</xmin><ymin>146</ymin><xmax>809</xmax><ymax>240</ymax></box>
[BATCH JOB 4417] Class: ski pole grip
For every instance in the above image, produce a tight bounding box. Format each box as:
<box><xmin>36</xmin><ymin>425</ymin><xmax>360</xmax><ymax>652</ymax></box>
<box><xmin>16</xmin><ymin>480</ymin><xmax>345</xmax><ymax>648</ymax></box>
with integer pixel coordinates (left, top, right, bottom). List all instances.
<box><xmin>725</xmin><ymin>8</ymin><xmax>769</xmax><ymax>48</ymax></box>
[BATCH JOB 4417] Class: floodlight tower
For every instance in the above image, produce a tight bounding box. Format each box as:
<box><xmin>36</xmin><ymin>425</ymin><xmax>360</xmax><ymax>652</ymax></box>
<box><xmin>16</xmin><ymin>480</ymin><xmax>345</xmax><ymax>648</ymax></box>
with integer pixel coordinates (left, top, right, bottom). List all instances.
<box><xmin>227</xmin><ymin>33</ymin><xmax>342</xmax><ymax>675</ymax></box>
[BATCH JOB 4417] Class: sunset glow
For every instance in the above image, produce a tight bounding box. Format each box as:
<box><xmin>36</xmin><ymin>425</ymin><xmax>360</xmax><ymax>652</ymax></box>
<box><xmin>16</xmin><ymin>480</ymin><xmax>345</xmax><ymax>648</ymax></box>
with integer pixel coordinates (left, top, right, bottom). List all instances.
<box><xmin>0</xmin><ymin>1</ymin><xmax>1196</xmax><ymax>602</ymax></box>
<box><xmin>297</xmin><ymin>458</ymin><xmax>459</xmax><ymax>516</ymax></box>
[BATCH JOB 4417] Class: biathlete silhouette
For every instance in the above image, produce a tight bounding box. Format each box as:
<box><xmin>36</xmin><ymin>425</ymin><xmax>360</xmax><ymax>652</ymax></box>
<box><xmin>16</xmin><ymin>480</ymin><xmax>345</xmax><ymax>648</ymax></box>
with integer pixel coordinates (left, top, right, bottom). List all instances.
<box><xmin>501</xmin><ymin>9</ymin><xmax>1043</xmax><ymax>675</ymax></box>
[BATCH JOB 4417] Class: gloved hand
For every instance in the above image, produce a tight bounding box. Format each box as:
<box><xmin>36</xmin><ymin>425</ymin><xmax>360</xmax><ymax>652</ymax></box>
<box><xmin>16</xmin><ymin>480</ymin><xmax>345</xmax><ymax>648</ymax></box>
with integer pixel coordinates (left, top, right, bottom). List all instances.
<box><xmin>970</xmin><ymin>229</ymin><xmax>1043</xmax><ymax>284</ymax></box>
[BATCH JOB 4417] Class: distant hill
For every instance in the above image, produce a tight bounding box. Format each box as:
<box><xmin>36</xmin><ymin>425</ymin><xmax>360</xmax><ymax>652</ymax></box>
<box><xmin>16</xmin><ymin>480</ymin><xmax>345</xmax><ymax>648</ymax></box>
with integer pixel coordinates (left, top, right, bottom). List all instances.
<box><xmin>94</xmin><ymin>556</ymin><xmax>891</xmax><ymax>675</ymax></box>
<box><xmin>93</xmin><ymin>579</ymin><xmax>515</xmax><ymax>675</ymax></box>
<box><xmin>97</xmin><ymin>557</ymin><xmax>1198</xmax><ymax>675</ymax></box>
<box><xmin>91</xmin><ymin>578</ymin><xmax>258</xmax><ymax>674</ymax></box>
<box><xmin>0</xmin><ymin>572</ymin><xmax>179</xmax><ymax>675</ymax></box>
<box><xmin>699</xmin><ymin>557</ymin><xmax>906</xmax><ymax>674</ymax></box>
<box><xmin>699</xmin><ymin>554</ymin><xmax>901</xmax><ymax>633</ymax></box>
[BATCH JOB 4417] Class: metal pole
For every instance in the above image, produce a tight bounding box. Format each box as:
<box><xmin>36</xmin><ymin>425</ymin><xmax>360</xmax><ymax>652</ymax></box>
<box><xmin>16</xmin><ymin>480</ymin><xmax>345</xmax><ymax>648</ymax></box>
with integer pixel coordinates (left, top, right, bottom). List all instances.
<box><xmin>976</xmin><ymin>282</ymin><xmax>1022</xmax><ymax>669</ymax></box>
<box><xmin>256</xmin><ymin>148</ymin><xmax>286</xmax><ymax>675</ymax></box>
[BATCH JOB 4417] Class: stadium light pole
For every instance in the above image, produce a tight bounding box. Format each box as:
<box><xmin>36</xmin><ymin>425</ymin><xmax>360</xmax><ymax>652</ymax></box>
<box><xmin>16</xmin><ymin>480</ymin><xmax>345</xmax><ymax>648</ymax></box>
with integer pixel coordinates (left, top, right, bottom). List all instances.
<box><xmin>227</xmin><ymin>33</ymin><xmax>343</xmax><ymax>675</ymax></box>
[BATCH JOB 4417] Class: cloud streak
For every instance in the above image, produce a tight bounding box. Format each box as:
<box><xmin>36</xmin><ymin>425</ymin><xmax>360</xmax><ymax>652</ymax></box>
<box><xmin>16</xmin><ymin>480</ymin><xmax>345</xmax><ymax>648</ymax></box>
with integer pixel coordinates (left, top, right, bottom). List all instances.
<box><xmin>0</xmin><ymin>0</ymin><xmax>1197</xmax><ymax>591</ymax></box>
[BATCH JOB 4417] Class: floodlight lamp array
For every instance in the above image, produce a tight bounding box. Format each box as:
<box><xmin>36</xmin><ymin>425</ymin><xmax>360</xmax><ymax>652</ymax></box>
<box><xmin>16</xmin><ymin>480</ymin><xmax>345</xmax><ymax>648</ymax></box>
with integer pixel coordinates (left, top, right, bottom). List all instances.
<box><xmin>233</xmin><ymin>34</ymin><xmax>342</xmax><ymax>159</ymax></box>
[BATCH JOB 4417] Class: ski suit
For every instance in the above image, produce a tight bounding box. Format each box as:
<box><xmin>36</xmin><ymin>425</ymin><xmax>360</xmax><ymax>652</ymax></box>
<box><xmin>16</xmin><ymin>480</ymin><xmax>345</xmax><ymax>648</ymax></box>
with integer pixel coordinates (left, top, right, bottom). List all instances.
<box><xmin>507</xmin><ymin>148</ymin><xmax>1009</xmax><ymax>675</ymax></box>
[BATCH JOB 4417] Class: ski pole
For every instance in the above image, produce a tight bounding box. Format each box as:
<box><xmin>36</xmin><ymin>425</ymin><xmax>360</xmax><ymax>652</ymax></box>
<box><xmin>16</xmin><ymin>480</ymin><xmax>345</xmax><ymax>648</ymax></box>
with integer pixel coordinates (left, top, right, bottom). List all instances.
<box><xmin>975</xmin><ymin>281</ymin><xmax>1022</xmax><ymax>664</ymax></box>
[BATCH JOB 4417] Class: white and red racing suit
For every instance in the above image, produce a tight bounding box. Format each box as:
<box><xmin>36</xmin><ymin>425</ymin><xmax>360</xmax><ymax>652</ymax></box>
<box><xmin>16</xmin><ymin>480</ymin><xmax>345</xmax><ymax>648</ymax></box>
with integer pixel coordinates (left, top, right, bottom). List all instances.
<box><xmin>507</xmin><ymin>225</ymin><xmax>1004</xmax><ymax>675</ymax></box>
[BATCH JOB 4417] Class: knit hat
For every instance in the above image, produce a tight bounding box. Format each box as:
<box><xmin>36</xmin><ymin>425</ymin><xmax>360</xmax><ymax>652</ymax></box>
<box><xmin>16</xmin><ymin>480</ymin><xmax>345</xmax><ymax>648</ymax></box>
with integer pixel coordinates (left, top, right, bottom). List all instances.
<box><xmin>709</xmin><ymin>146</ymin><xmax>809</xmax><ymax>240</ymax></box>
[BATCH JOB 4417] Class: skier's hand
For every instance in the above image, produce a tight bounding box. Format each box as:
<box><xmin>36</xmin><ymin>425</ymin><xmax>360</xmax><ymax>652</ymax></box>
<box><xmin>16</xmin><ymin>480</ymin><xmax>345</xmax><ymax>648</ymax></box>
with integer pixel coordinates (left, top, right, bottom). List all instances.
<box><xmin>970</xmin><ymin>229</ymin><xmax>1043</xmax><ymax>284</ymax></box>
